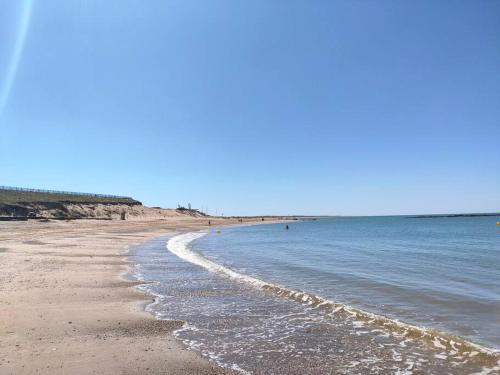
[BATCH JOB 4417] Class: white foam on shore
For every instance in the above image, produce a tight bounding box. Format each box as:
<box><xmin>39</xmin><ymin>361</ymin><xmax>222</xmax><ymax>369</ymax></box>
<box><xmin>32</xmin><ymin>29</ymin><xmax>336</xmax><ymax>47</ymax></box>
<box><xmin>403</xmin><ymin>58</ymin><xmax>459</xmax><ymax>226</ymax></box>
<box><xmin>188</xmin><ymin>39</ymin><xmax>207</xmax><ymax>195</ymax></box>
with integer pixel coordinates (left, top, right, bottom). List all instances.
<box><xmin>167</xmin><ymin>231</ymin><xmax>267</xmax><ymax>288</ymax></box>
<box><xmin>166</xmin><ymin>231</ymin><xmax>499</xmax><ymax>364</ymax></box>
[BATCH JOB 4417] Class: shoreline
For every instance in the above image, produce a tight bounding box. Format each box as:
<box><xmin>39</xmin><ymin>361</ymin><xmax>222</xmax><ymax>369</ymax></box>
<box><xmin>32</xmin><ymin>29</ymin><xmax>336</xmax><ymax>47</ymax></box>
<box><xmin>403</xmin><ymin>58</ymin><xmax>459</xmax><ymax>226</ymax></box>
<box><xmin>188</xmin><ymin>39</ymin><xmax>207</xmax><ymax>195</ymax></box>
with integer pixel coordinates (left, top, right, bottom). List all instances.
<box><xmin>0</xmin><ymin>217</ymin><xmax>281</xmax><ymax>374</ymax></box>
<box><xmin>124</xmin><ymin>220</ymin><xmax>290</xmax><ymax>371</ymax></box>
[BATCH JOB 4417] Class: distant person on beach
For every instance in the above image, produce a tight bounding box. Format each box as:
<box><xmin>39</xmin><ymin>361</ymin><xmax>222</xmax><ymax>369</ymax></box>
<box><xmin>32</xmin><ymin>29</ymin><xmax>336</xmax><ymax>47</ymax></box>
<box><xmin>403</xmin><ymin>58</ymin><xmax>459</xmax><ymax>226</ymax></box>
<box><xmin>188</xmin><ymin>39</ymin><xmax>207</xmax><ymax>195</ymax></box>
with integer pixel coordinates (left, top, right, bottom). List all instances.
<box><xmin>286</xmin><ymin>225</ymin><xmax>289</xmax><ymax>230</ymax></box>
<box><xmin>208</xmin><ymin>220</ymin><xmax>211</xmax><ymax>226</ymax></box>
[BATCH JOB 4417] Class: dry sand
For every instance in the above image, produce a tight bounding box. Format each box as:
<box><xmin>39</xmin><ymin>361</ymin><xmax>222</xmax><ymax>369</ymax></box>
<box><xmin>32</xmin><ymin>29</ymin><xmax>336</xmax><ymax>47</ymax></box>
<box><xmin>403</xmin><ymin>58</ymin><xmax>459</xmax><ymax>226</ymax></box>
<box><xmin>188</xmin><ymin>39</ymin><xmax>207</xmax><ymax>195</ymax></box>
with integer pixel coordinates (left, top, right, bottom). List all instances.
<box><xmin>0</xmin><ymin>216</ymin><xmax>271</xmax><ymax>374</ymax></box>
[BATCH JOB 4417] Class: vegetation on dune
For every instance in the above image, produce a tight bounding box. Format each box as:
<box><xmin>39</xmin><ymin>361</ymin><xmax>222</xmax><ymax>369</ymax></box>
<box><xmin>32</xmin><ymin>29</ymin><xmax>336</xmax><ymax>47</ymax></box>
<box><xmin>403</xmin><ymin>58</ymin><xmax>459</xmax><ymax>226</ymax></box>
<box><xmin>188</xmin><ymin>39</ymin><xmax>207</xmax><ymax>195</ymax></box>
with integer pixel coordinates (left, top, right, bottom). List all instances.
<box><xmin>0</xmin><ymin>187</ymin><xmax>141</xmax><ymax>205</ymax></box>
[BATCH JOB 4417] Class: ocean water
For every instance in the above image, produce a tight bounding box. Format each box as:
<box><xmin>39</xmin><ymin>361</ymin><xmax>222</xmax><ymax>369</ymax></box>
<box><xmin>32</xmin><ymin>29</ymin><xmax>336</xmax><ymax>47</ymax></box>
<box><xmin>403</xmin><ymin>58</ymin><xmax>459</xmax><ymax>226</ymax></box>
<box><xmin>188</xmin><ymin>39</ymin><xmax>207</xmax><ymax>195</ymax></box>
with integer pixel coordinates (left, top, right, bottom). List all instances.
<box><xmin>131</xmin><ymin>216</ymin><xmax>500</xmax><ymax>374</ymax></box>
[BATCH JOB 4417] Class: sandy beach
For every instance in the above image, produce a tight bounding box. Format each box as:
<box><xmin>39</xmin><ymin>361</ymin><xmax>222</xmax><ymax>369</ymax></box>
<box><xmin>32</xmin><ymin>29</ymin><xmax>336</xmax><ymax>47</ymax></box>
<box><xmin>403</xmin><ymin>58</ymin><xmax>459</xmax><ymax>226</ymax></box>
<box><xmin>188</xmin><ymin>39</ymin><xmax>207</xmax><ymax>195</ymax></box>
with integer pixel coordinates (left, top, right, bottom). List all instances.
<box><xmin>0</xmin><ymin>216</ymin><xmax>268</xmax><ymax>374</ymax></box>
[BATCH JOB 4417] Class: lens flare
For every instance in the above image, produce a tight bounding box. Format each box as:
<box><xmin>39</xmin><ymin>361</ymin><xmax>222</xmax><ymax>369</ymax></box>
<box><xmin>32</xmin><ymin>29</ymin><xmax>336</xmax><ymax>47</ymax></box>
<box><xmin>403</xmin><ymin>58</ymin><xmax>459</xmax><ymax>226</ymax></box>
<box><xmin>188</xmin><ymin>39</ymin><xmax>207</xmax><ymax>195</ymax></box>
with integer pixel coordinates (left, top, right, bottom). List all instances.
<box><xmin>0</xmin><ymin>0</ymin><xmax>33</xmax><ymax>119</ymax></box>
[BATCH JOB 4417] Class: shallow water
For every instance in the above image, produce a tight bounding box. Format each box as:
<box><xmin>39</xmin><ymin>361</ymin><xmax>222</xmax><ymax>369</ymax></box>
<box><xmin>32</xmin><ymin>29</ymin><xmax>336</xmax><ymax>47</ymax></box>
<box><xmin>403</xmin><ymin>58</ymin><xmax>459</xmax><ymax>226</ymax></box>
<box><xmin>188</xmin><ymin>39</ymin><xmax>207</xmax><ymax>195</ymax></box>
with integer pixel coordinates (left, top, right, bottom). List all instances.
<box><xmin>131</xmin><ymin>216</ymin><xmax>500</xmax><ymax>374</ymax></box>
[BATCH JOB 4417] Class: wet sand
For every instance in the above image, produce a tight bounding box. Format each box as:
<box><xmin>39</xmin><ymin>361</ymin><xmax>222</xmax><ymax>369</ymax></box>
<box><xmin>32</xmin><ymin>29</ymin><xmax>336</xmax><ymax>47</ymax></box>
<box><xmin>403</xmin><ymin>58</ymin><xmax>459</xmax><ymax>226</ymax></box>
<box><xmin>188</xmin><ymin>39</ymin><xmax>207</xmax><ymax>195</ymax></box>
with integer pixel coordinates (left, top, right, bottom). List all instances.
<box><xmin>0</xmin><ymin>217</ymin><xmax>267</xmax><ymax>374</ymax></box>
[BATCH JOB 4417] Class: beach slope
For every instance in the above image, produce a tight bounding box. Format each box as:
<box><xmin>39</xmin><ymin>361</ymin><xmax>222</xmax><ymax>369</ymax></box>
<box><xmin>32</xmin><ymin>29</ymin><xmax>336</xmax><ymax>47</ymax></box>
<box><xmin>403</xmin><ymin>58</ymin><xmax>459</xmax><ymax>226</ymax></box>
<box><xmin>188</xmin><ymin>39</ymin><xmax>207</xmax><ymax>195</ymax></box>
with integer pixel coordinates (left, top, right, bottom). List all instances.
<box><xmin>0</xmin><ymin>218</ymin><xmax>253</xmax><ymax>374</ymax></box>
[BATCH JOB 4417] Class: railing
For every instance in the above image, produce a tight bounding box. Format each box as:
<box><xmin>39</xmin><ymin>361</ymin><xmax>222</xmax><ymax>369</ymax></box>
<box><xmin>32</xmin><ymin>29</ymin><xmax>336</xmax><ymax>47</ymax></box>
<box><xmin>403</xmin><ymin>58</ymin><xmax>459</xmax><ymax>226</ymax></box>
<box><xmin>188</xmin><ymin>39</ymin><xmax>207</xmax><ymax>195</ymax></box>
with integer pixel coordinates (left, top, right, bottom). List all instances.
<box><xmin>0</xmin><ymin>185</ymin><xmax>131</xmax><ymax>199</ymax></box>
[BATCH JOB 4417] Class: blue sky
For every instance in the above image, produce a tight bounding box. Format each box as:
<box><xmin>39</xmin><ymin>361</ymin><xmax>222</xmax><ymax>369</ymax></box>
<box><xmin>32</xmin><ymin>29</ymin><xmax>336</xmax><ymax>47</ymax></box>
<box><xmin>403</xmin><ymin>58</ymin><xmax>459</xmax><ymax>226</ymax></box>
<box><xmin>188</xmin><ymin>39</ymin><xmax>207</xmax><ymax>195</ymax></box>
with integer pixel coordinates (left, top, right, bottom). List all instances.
<box><xmin>1</xmin><ymin>1</ymin><xmax>499</xmax><ymax>216</ymax></box>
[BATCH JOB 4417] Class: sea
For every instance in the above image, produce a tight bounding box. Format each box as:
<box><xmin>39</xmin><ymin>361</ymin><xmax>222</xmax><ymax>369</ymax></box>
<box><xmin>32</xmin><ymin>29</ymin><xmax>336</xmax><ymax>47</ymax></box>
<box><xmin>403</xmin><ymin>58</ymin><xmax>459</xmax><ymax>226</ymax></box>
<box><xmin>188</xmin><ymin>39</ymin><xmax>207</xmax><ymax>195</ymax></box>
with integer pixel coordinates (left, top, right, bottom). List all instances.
<box><xmin>131</xmin><ymin>216</ymin><xmax>500</xmax><ymax>374</ymax></box>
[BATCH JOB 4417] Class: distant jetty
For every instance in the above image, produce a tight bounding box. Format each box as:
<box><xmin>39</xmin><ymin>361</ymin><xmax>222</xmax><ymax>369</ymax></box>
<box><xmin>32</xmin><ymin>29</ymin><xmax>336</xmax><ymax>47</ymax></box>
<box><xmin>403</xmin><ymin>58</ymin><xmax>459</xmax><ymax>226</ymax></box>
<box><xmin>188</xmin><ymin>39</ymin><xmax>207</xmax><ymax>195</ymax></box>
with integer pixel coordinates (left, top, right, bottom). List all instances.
<box><xmin>408</xmin><ymin>213</ymin><xmax>500</xmax><ymax>219</ymax></box>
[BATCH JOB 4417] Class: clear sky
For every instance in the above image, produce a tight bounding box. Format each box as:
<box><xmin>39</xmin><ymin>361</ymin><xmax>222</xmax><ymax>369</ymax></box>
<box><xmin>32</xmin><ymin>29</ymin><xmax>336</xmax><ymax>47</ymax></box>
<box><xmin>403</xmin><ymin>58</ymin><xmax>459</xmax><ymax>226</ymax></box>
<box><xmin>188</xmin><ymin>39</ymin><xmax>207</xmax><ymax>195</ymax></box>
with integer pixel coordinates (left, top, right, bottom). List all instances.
<box><xmin>1</xmin><ymin>1</ymin><xmax>499</xmax><ymax>216</ymax></box>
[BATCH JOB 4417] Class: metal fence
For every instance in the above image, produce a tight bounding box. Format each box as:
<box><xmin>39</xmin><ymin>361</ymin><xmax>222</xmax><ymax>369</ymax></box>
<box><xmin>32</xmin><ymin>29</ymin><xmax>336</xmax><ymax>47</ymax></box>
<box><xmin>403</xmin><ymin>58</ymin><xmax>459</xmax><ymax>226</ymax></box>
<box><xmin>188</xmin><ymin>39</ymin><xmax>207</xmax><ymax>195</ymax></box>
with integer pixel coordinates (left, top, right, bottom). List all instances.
<box><xmin>0</xmin><ymin>185</ymin><xmax>131</xmax><ymax>199</ymax></box>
